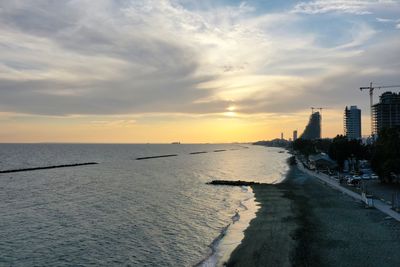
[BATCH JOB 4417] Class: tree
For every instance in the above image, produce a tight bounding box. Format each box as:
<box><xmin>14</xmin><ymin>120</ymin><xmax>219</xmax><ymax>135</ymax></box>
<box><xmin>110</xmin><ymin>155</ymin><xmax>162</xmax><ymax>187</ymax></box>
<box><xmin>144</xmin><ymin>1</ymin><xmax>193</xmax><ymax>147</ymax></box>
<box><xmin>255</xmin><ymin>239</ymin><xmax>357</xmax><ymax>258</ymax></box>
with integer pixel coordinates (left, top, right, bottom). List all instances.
<box><xmin>292</xmin><ymin>139</ymin><xmax>316</xmax><ymax>156</ymax></box>
<box><xmin>314</xmin><ymin>138</ymin><xmax>332</xmax><ymax>154</ymax></box>
<box><xmin>328</xmin><ymin>135</ymin><xmax>349</xmax><ymax>170</ymax></box>
<box><xmin>328</xmin><ymin>135</ymin><xmax>367</xmax><ymax>171</ymax></box>
<box><xmin>371</xmin><ymin>127</ymin><xmax>400</xmax><ymax>183</ymax></box>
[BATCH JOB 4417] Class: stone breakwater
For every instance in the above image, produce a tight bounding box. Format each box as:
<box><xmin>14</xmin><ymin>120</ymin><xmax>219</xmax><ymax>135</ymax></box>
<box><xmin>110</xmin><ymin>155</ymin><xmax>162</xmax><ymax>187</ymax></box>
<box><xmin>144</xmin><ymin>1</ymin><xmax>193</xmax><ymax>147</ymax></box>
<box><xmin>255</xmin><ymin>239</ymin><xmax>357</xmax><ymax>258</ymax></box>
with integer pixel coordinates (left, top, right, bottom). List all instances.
<box><xmin>0</xmin><ymin>162</ymin><xmax>98</xmax><ymax>174</ymax></box>
<box><xmin>207</xmin><ymin>180</ymin><xmax>262</xmax><ymax>186</ymax></box>
<box><xmin>135</xmin><ymin>154</ymin><xmax>178</xmax><ymax>160</ymax></box>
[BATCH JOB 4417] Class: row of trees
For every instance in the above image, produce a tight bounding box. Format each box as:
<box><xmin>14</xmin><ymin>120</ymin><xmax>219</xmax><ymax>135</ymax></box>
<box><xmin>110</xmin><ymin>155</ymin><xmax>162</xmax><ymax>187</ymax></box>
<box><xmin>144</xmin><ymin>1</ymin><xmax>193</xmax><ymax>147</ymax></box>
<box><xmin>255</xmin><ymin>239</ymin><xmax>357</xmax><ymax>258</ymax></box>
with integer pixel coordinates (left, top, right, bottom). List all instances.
<box><xmin>370</xmin><ymin>128</ymin><xmax>400</xmax><ymax>183</ymax></box>
<box><xmin>291</xmin><ymin>138</ymin><xmax>332</xmax><ymax>157</ymax></box>
<box><xmin>328</xmin><ymin>135</ymin><xmax>370</xmax><ymax>170</ymax></box>
<box><xmin>292</xmin><ymin>127</ymin><xmax>400</xmax><ymax>183</ymax></box>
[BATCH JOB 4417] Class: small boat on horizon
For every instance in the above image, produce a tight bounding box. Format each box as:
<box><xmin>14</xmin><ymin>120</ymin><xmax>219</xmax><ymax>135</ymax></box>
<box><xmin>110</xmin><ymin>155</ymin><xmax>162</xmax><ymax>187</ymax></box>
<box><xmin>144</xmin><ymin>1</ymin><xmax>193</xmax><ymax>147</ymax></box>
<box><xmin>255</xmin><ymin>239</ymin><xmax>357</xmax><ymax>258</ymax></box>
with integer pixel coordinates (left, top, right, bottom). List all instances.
<box><xmin>171</xmin><ymin>141</ymin><xmax>181</xmax><ymax>144</ymax></box>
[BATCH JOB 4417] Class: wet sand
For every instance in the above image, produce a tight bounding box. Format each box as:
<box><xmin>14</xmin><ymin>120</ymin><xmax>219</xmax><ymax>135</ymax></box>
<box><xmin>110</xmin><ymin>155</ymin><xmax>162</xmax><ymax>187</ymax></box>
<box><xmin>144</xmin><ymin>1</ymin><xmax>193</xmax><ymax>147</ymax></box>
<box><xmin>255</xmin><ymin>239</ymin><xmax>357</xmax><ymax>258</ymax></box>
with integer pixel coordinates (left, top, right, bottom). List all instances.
<box><xmin>226</xmin><ymin>164</ymin><xmax>400</xmax><ymax>267</ymax></box>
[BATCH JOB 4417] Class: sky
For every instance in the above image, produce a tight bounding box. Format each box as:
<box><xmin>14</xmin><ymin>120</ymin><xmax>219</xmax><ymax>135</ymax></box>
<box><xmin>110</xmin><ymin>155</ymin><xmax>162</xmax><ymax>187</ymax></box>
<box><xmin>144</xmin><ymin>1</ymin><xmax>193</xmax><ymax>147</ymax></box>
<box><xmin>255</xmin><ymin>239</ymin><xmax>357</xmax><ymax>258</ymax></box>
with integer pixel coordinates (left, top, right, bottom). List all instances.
<box><xmin>0</xmin><ymin>0</ymin><xmax>400</xmax><ymax>143</ymax></box>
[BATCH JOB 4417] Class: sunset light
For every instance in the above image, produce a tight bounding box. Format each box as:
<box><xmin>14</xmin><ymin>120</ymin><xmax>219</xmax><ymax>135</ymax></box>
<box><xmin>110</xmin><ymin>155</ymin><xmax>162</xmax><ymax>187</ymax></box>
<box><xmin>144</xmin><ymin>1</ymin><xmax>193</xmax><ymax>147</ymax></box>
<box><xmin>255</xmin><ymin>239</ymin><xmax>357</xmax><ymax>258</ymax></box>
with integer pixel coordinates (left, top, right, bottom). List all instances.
<box><xmin>2</xmin><ymin>2</ymin><xmax>400</xmax><ymax>267</ymax></box>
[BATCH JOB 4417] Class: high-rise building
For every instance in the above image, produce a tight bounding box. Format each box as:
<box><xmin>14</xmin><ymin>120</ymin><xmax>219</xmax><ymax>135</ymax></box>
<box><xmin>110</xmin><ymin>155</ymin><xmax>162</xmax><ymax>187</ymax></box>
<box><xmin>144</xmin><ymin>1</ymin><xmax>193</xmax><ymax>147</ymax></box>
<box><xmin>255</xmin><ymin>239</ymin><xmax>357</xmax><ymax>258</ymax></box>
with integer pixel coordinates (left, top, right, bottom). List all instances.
<box><xmin>300</xmin><ymin>112</ymin><xmax>321</xmax><ymax>140</ymax></box>
<box><xmin>344</xmin><ymin>106</ymin><xmax>361</xmax><ymax>140</ymax></box>
<box><xmin>293</xmin><ymin>130</ymin><xmax>298</xmax><ymax>141</ymax></box>
<box><xmin>281</xmin><ymin>132</ymin><xmax>284</xmax><ymax>140</ymax></box>
<box><xmin>372</xmin><ymin>92</ymin><xmax>400</xmax><ymax>135</ymax></box>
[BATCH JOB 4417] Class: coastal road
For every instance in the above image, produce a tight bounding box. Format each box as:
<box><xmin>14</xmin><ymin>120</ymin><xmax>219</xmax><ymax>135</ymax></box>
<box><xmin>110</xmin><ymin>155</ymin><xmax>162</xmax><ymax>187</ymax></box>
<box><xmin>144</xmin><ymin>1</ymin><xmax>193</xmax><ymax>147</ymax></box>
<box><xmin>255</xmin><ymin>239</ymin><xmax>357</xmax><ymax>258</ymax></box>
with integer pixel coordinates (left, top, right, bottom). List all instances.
<box><xmin>297</xmin><ymin>160</ymin><xmax>400</xmax><ymax>222</ymax></box>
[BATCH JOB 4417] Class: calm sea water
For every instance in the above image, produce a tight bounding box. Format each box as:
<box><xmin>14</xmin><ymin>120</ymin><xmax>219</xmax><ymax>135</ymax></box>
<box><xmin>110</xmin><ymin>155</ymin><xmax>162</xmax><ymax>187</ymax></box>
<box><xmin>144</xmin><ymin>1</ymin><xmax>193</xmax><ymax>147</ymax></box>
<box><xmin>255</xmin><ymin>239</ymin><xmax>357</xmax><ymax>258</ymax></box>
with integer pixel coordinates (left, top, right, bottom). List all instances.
<box><xmin>0</xmin><ymin>144</ymin><xmax>289</xmax><ymax>266</ymax></box>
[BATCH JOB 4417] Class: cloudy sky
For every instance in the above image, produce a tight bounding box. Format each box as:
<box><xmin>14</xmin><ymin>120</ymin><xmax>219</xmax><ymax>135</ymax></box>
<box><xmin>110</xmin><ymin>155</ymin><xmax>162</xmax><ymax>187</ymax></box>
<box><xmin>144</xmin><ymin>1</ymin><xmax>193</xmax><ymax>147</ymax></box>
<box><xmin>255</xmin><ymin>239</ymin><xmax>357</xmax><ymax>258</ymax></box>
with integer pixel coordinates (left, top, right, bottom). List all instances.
<box><xmin>1</xmin><ymin>0</ymin><xmax>400</xmax><ymax>143</ymax></box>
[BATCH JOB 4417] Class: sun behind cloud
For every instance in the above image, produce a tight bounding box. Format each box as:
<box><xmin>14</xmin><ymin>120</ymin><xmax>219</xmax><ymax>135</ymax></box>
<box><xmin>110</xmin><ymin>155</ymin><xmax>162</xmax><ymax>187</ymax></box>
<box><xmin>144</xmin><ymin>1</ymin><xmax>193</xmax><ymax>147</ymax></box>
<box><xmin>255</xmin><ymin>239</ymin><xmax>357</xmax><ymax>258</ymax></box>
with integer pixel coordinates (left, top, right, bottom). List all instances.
<box><xmin>0</xmin><ymin>0</ymin><xmax>399</xmax><ymax>142</ymax></box>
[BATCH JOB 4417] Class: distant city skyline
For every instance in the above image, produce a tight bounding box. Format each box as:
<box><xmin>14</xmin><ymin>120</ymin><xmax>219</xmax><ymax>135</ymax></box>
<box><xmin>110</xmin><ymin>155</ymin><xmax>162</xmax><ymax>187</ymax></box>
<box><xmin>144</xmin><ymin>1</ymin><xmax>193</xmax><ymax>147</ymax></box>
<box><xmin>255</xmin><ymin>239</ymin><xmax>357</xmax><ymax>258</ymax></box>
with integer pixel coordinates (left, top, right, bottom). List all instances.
<box><xmin>0</xmin><ymin>1</ymin><xmax>400</xmax><ymax>143</ymax></box>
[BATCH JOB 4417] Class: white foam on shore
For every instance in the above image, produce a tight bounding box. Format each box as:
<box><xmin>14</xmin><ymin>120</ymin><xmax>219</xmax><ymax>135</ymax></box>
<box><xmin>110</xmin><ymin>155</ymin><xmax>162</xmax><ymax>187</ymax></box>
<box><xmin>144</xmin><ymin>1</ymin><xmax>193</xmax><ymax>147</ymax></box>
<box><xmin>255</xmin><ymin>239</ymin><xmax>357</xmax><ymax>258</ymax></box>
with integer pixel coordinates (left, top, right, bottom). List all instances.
<box><xmin>198</xmin><ymin>187</ymin><xmax>260</xmax><ymax>267</ymax></box>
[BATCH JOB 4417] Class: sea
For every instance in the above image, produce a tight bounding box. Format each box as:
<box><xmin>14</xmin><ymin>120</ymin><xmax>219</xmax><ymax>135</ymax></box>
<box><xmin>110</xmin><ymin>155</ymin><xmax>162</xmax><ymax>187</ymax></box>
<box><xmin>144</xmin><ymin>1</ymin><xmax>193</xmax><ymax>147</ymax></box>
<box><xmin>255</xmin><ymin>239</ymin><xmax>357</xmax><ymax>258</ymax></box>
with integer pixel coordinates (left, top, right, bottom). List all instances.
<box><xmin>0</xmin><ymin>144</ymin><xmax>290</xmax><ymax>266</ymax></box>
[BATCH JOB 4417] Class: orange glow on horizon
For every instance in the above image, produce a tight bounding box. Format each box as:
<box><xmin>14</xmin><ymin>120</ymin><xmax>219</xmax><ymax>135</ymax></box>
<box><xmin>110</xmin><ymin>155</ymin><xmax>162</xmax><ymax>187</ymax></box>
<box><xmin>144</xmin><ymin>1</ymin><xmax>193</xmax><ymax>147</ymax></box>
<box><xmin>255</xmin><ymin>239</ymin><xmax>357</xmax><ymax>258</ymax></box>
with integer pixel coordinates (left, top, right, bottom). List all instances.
<box><xmin>0</xmin><ymin>108</ymin><xmax>366</xmax><ymax>143</ymax></box>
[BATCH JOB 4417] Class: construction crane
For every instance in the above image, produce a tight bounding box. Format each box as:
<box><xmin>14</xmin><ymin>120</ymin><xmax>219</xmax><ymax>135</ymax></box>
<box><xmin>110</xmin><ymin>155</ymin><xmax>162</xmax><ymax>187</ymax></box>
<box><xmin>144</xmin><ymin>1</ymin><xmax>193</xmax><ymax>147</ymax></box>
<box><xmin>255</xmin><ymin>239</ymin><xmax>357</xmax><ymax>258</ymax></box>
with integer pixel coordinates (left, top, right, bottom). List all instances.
<box><xmin>311</xmin><ymin>107</ymin><xmax>324</xmax><ymax>114</ymax></box>
<box><xmin>360</xmin><ymin>82</ymin><xmax>400</xmax><ymax>135</ymax></box>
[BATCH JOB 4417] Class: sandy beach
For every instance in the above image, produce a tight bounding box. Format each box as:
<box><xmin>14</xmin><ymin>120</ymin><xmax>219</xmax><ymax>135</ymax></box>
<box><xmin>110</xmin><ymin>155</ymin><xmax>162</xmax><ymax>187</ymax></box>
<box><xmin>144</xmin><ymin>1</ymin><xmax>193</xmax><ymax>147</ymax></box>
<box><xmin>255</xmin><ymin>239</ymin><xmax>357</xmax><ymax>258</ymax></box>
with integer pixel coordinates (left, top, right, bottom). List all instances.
<box><xmin>226</xmin><ymin>162</ymin><xmax>400</xmax><ymax>267</ymax></box>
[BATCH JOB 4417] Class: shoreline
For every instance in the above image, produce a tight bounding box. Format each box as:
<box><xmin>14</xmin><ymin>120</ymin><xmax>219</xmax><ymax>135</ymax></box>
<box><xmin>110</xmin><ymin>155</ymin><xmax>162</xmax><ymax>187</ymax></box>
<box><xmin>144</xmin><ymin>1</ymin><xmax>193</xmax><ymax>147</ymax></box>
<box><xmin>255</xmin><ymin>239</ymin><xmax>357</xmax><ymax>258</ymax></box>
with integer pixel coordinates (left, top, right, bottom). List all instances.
<box><xmin>196</xmin><ymin>187</ymin><xmax>260</xmax><ymax>267</ymax></box>
<box><xmin>198</xmin><ymin>148</ymin><xmax>291</xmax><ymax>267</ymax></box>
<box><xmin>226</xmin><ymin>160</ymin><xmax>400</xmax><ymax>267</ymax></box>
<box><xmin>214</xmin><ymin>187</ymin><xmax>260</xmax><ymax>265</ymax></box>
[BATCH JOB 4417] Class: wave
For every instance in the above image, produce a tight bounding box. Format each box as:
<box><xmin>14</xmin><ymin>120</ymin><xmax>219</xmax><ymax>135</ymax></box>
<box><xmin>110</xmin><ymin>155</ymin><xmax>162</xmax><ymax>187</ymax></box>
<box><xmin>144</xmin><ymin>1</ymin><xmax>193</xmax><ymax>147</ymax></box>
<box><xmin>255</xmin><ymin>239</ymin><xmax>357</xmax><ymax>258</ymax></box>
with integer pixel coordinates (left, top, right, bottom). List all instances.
<box><xmin>194</xmin><ymin>187</ymin><xmax>258</xmax><ymax>267</ymax></box>
<box><xmin>232</xmin><ymin>210</ymin><xmax>240</xmax><ymax>223</ymax></box>
<box><xmin>194</xmin><ymin>224</ymin><xmax>229</xmax><ymax>267</ymax></box>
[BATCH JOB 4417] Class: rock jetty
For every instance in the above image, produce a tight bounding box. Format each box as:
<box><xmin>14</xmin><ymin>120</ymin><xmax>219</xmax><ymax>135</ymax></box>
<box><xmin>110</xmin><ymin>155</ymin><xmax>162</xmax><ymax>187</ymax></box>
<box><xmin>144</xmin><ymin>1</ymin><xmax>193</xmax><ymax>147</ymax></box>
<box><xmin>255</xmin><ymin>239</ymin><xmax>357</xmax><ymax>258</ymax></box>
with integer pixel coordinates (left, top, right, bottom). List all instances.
<box><xmin>136</xmin><ymin>154</ymin><xmax>178</xmax><ymax>160</ymax></box>
<box><xmin>0</xmin><ymin>162</ymin><xmax>98</xmax><ymax>174</ymax></box>
<box><xmin>207</xmin><ymin>180</ymin><xmax>262</xmax><ymax>186</ymax></box>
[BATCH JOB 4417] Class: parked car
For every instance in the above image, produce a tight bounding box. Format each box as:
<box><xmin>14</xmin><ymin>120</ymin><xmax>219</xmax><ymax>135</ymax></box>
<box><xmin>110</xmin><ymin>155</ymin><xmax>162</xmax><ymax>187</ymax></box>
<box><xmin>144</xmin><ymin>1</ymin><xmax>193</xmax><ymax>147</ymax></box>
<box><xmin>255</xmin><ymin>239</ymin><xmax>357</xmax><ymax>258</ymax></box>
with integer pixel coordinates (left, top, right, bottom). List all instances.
<box><xmin>347</xmin><ymin>179</ymin><xmax>361</xmax><ymax>186</ymax></box>
<box><xmin>362</xmin><ymin>174</ymin><xmax>371</xmax><ymax>180</ymax></box>
<box><xmin>371</xmin><ymin>174</ymin><xmax>379</xmax><ymax>179</ymax></box>
<box><xmin>347</xmin><ymin>176</ymin><xmax>361</xmax><ymax>186</ymax></box>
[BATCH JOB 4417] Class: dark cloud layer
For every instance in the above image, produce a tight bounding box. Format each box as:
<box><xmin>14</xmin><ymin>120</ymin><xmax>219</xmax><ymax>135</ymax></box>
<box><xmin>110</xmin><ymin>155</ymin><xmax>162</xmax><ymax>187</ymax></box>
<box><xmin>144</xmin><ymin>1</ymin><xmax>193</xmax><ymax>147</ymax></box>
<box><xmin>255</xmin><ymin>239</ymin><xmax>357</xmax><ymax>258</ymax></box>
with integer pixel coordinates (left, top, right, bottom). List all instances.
<box><xmin>0</xmin><ymin>1</ymin><xmax>226</xmax><ymax>115</ymax></box>
<box><xmin>0</xmin><ymin>0</ymin><xmax>399</xmax><ymax>117</ymax></box>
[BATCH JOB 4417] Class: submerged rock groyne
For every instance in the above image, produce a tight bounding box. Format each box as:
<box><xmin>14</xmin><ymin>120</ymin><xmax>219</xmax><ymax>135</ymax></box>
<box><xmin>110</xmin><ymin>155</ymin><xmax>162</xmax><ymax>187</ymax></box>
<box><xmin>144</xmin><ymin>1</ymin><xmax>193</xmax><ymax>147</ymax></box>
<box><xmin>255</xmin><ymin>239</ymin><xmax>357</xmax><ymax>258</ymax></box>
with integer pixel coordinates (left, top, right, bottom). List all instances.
<box><xmin>207</xmin><ymin>180</ymin><xmax>262</xmax><ymax>186</ymax></box>
<box><xmin>0</xmin><ymin>162</ymin><xmax>98</xmax><ymax>174</ymax></box>
<box><xmin>136</xmin><ymin>154</ymin><xmax>178</xmax><ymax>160</ymax></box>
